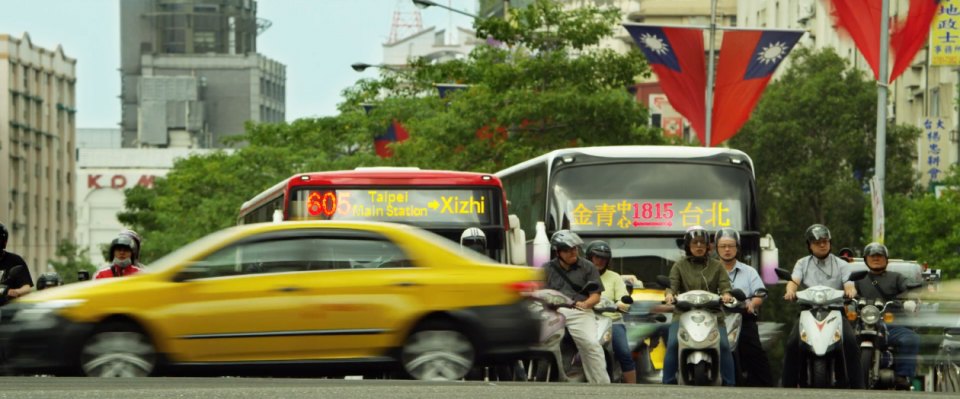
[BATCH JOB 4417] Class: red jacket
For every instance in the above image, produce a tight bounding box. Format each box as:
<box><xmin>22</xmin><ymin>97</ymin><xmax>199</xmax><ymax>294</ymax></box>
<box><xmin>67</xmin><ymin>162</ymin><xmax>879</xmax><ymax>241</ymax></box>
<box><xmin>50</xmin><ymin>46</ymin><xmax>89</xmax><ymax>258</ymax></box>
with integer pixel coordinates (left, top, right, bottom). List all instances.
<box><xmin>94</xmin><ymin>264</ymin><xmax>143</xmax><ymax>279</ymax></box>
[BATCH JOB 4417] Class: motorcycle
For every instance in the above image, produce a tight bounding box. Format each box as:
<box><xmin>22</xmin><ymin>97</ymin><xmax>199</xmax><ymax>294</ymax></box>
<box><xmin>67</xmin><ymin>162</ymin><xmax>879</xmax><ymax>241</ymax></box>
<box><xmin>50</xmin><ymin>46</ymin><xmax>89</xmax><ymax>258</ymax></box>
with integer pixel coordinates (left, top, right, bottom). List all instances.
<box><xmin>523</xmin><ymin>282</ymin><xmax>632</xmax><ymax>382</ymax></box>
<box><xmin>775</xmin><ymin>267</ymin><xmax>868</xmax><ymax>388</ymax></box>
<box><xmin>723</xmin><ymin>288</ymin><xmax>768</xmax><ymax>385</ymax></box>
<box><xmin>855</xmin><ymin>297</ymin><xmax>899</xmax><ymax>389</ymax></box>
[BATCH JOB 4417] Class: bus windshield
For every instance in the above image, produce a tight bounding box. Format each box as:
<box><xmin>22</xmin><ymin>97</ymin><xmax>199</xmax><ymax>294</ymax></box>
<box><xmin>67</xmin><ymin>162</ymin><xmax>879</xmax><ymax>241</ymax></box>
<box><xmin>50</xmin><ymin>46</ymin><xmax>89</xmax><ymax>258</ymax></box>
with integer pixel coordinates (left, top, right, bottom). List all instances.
<box><xmin>552</xmin><ymin>162</ymin><xmax>754</xmax><ymax>233</ymax></box>
<box><xmin>288</xmin><ymin>187</ymin><xmax>502</xmax><ymax>228</ymax></box>
<box><xmin>582</xmin><ymin>236</ymin><xmax>683</xmax><ymax>287</ymax></box>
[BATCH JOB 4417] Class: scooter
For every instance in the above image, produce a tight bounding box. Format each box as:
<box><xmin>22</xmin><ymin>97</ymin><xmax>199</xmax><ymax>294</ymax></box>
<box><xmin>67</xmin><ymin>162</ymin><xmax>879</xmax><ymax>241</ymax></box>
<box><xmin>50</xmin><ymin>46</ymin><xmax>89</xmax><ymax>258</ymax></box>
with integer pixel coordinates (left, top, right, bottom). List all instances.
<box><xmin>775</xmin><ymin>267</ymin><xmax>868</xmax><ymax>388</ymax></box>
<box><xmin>724</xmin><ymin>288</ymin><xmax>768</xmax><ymax>385</ymax></box>
<box><xmin>523</xmin><ymin>282</ymin><xmax>630</xmax><ymax>382</ymax></box>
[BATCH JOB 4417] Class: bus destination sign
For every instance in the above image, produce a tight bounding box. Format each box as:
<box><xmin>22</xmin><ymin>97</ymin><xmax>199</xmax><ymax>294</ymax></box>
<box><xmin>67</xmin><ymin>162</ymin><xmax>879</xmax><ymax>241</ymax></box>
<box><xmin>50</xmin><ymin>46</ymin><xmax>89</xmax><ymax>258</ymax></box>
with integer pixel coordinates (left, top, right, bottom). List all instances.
<box><xmin>298</xmin><ymin>189</ymin><xmax>493</xmax><ymax>225</ymax></box>
<box><xmin>565</xmin><ymin>199</ymin><xmax>742</xmax><ymax>232</ymax></box>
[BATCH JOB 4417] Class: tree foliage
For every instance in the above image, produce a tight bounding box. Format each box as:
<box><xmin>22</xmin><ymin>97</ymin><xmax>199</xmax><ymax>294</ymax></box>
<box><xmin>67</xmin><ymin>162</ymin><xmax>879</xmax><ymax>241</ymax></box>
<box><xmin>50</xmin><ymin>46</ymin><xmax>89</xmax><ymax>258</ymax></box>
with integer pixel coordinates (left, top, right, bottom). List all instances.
<box><xmin>730</xmin><ymin>48</ymin><xmax>917</xmax><ymax>265</ymax></box>
<box><xmin>49</xmin><ymin>240</ymin><xmax>97</xmax><ymax>284</ymax></box>
<box><xmin>119</xmin><ymin>0</ymin><xmax>662</xmax><ymax>259</ymax></box>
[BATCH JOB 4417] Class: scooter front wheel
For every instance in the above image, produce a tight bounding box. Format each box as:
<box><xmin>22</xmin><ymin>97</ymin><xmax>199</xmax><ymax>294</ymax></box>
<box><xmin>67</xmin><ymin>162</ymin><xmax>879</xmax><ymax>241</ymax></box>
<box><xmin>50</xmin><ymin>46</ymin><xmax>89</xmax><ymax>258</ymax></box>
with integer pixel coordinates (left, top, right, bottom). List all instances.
<box><xmin>693</xmin><ymin>362</ymin><xmax>710</xmax><ymax>385</ymax></box>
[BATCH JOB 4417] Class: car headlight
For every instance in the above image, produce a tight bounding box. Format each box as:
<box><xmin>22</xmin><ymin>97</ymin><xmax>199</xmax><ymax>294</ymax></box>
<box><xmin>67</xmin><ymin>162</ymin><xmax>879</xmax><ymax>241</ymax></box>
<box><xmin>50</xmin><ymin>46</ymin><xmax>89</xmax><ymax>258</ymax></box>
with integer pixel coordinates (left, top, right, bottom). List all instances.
<box><xmin>861</xmin><ymin>305</ymin><xmax>880</xmax><ymax>324</ymax></box>
<box><xmin>12</xmin><ymin>299</ymin><xmax>86</xmax><ymax>323</ymax></box>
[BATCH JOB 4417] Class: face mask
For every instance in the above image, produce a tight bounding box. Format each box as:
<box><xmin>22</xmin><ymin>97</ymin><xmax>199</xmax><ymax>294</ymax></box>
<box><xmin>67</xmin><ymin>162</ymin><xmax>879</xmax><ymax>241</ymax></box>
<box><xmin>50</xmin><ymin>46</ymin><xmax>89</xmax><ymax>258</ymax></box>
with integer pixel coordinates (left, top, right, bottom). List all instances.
<box><xmin>113</xmin><ymin>258</ymin><xmax>133</xmax><ymax>268</ymax></box>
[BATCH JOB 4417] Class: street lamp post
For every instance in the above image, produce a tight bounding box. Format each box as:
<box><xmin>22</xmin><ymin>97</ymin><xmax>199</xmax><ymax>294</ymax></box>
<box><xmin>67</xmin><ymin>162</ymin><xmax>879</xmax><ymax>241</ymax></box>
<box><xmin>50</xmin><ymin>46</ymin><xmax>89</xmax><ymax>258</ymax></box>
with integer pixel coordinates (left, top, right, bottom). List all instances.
<box><xmin>412</xmin><ymin>0</ymin><xmax>480</xmax><ymax>19</ymax></box>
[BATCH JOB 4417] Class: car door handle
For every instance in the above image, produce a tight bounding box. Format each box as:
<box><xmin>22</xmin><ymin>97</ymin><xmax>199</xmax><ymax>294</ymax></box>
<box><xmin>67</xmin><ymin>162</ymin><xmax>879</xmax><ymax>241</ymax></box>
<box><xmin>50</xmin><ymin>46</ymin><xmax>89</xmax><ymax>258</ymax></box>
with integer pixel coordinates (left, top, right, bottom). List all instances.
<box><xmin>391</xmin><ymin>282</ymin><xmax>420</xmax><ymax>288</ymax></box>
<box><xmin>276</xmin><ymin>286</ymin><xmax>304</xmax><ymax>293</ymax></box>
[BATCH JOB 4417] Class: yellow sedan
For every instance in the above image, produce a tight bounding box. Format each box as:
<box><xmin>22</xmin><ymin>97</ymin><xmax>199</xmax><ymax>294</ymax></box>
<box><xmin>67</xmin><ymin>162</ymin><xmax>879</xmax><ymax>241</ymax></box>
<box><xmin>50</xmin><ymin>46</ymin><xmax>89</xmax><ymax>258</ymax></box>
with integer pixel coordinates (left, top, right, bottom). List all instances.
<box><xmin>0</xmin><ymin>221</ymin><xmax>543</xmax><ymax>380</ymax></box>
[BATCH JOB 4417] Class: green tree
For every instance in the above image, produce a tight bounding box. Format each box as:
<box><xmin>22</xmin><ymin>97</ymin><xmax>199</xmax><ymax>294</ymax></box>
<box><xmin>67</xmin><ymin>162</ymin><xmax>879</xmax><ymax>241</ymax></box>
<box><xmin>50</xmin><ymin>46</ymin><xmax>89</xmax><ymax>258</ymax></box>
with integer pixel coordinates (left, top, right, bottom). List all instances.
<box><xmin>48</xmin><ymin>240</ymin><xmax>98</xmax><ymax>284</ymax></box>
<box><xmin>878</xmin><ymin>165</ymin><xmax>960</xmax><ymax>278</ymax></box>
<box><xmin>730</xmin><ymin>47</ymin><xmax>917</xmax><ymax>265</ymax></box>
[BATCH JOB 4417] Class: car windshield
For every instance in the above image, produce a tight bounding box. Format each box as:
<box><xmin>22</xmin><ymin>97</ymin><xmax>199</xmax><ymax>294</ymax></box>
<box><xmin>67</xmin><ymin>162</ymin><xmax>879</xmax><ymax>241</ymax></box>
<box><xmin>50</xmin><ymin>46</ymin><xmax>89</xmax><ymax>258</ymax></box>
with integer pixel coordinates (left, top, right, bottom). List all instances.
<box><xmin>144</xmin><ymin>226</ymin><xmax>246</xmax><ymax>273</ymax></box>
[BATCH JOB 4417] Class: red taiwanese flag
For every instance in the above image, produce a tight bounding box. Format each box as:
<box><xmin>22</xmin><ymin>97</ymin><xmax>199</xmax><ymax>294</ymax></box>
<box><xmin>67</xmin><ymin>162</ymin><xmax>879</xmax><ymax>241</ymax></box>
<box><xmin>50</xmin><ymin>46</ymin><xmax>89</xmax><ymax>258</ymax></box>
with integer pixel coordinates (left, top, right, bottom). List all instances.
<box><xmin>828</xmin><ymin>0</ymin><xmax>939</xmax><ymax>83</ymax></box>
<box><xmin>711</xmin><ymin>30</ymin><xmax>803</xmax><ymax>146</ymax></box>
<box><xmin>889</xmin><ymin>0</ymin><xmax>940</xmax><ymax>82</ymax></box>
<box><xmin>374</xmin><ymin>119</ymin><xmax>410</xmax><ymax>158</ymax></box>
<box><xmin>624</xmin><ymin>25</ymin><xmax>707</xmax><ymax>139</ymax></box>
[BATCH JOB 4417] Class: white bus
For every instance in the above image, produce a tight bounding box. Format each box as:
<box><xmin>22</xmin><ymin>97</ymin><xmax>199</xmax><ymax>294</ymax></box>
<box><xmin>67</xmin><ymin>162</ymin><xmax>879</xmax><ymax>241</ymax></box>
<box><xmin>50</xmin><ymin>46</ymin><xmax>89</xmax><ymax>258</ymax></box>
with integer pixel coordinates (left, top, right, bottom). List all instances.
<box><xmin>496</xmin><ymin>145</ymin><xmax>779</xmax><ymax>287</ymax></box>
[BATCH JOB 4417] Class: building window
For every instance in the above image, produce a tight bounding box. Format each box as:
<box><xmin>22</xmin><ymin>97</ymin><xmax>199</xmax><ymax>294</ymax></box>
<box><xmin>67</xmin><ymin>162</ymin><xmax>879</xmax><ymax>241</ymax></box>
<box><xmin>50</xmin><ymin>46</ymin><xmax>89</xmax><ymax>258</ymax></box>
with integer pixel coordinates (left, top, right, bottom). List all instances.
<box><xmin>194</xmin><ymin>31</ymin><xmax>218</xmax><ymax>53</ymax></box>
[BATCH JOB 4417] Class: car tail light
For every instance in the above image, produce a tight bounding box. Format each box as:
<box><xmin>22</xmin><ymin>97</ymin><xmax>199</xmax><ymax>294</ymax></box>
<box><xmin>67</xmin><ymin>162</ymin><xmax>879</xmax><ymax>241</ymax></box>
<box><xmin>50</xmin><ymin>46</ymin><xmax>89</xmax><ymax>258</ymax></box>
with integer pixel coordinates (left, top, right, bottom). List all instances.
<box><xmin>506</xmin><ymin>281</ymin><xmax>542</xmax><ymax>294</ymax></box>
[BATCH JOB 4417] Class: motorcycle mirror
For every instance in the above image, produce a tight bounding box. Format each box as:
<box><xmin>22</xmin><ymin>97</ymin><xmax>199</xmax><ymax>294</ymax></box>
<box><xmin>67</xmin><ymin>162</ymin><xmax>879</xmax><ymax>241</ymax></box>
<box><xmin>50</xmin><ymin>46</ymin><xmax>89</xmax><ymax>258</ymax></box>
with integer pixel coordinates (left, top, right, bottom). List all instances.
<box><xmin>730</xmin><ymin>289</ymin><xmax>747</xmax><ymax>302</ymax></box>
<box><xmin>753</xmin><ymin>288</ymin><xmax>769</xmax><ymax>299</ymax></box>
<box><xmin>654</xmin><ymin>314</ymin><xmax>667</xmax><ymax>323</ymax></box>
<box><xmin>849</xmin><ymin>270</ymin><xmax>868</xmax><ymax>282</ymax></box>
<box><xmin>656</xmin><ymin>275</ymin><xmax>670</xmax><ymax>289</ymax></box>
<box><xmin>774</xmin><ymin>268</ymin><xmax>792</xmax><ymax>281</ymax></box>
<box><xmin>621</xmin><ymin>295</ymin><xmax>634</xmax><ymax>305</ymax></box>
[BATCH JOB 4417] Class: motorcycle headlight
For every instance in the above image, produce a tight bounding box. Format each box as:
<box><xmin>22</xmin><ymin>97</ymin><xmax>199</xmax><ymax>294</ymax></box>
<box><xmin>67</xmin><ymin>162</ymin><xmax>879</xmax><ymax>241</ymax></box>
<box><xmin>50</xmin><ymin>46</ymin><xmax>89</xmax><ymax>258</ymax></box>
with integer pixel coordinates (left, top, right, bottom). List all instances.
<box><xmin>678</xmin><ymin>327</ymin><xmax>689</xmax><ymax>343</ymax></box>
<box><xmin>812</xmin><ymin>290</ymin><xmax>828</xmax><ymax>304</ymax></box>
<box><xmin>861</xmin><ymin>305</ymin><xmax>880</xmax><ymax>324</ymax></box>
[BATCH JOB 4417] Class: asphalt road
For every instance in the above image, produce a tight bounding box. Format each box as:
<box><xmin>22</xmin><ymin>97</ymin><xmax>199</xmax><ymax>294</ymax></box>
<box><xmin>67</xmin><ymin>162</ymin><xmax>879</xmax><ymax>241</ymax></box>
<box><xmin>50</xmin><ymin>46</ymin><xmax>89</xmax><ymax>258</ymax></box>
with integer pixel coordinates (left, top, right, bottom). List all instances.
<box><xmin>0</xmin><ymin>378</ymin><xmax>946</xmax><ymax>399</ymax></box>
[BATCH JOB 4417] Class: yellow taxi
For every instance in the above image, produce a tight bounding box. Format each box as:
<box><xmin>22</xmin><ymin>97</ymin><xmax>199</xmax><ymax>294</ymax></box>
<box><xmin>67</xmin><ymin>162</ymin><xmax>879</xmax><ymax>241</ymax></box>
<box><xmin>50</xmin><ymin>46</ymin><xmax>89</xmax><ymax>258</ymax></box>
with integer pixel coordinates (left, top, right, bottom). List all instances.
<box><xmin>0</xmin><ymin>221</ymin><xmax>543</xmax><ymax>380</ymax></box>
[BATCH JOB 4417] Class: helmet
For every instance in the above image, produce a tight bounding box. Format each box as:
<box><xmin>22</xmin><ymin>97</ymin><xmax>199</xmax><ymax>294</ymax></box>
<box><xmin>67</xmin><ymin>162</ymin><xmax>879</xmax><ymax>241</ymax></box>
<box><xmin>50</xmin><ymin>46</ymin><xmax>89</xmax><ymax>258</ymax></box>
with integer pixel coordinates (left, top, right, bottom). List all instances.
<box><xmin>0</xmin><ymin>222</ymin><xmax>7</xmax><ymax>250</ymax></box>
<box><xmin>36</xmin><ymin>271</ymin><xmax>62</xmax><ymax>290</ymax></box>
<box><xmin>683</xmin><ymin>226</ymin><xmax>710</xmax><ymax>256</ymax></box>
<box><xmin>460</xmin><ymin>227</ymin><xmax>487</xmax><ymax>254</ymax></box>
<box><xmin>118</xmin><ymin>229</ymin><xmax>142</xmax><ymax>261</ymax></box>
<box><xmin>805</xmin><ymin>224</ymin><xmax>831</xmax><ymax>244</ymax></box>
<box><xmin>550</xmin><ymin>230</ymin><xmax>584</xmax><ymax>251</ymax></box>
<box><xmin>585</xmin><ymin>241</ymin><xmax>612</xmax><ymax>261</ymax></box>
<box><xmin>108</xmin><ymin>235</ymin><xmax>138</xmax><ymax>265</ymax></box>
<box><xmin>863</xmin><ymin>242</ymin><xmax>888</xmax><ymax>258</ymax></box>
<box><xmin>714</xmin><ymin>228</ymin><xmax>740</xmax><ymax>256</ymax></box>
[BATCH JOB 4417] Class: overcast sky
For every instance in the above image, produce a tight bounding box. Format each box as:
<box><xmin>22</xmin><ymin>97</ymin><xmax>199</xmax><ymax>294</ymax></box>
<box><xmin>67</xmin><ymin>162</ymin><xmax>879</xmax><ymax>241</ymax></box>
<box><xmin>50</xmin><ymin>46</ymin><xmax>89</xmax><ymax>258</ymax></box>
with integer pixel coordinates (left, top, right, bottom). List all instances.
<box><xmin>0</xmin><ymin>0</ymin><xmax>476</xmax><ymax>128</ymax></box>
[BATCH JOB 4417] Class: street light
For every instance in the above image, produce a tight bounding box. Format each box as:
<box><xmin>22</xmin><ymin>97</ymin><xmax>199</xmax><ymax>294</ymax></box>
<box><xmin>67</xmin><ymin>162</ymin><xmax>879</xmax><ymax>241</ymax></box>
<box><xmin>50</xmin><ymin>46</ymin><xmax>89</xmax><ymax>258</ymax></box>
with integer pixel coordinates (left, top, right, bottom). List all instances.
<box><xmin>411</xmin><ymin>0</ymin><xmax>480</xmax><ymax>19</ymax></box>
<box><xmin>350</xmin><ymin>62</ymin><xmax>401</xmax><ymax>72</ymax></box>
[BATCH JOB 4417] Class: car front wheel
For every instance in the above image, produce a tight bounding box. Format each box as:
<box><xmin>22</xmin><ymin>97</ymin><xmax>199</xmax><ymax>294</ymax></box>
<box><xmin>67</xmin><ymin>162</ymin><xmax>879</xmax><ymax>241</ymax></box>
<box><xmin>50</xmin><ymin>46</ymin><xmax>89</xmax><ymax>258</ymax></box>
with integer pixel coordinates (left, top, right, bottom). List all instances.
<box><xmin>401</xmin><ymin>322</ymin><xmax>475</xmax><ymax>381</ymax></box>
<box><xmin>80</xmin><ymin>323</ymin><xmax>157</xmax><ymax>377</ymax></box>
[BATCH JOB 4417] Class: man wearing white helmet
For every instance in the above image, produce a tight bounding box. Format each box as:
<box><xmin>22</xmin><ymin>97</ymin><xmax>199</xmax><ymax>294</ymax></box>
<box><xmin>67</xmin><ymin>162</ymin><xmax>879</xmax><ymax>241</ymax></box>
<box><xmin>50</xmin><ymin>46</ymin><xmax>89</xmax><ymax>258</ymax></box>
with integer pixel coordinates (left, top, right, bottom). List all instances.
<box><xmin>460</xmin><ymin>227</ymin><xmax>487</xmax><ymax>256</ymax></box>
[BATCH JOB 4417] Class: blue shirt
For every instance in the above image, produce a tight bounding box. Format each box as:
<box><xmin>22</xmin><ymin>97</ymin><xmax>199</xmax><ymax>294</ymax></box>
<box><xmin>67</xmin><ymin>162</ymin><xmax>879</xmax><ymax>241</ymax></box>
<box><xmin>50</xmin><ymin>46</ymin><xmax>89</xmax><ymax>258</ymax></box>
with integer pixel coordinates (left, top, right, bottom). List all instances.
<box><xmin>726</xmin><ymin>261</ymin><xmax>765</xmax><ymax>297</ymax></box>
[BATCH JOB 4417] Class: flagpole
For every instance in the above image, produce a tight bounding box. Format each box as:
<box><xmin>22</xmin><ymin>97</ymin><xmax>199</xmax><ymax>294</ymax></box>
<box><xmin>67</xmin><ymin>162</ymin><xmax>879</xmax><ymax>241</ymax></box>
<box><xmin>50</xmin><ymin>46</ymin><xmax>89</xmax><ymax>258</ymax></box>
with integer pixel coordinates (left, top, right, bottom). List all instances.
<box><xmin>873</xmin><ymin>0</ymin><xmax>889</xmax><ymax>243</ymax></box>
<box><xmin>704</xmin><ymin>0</ymin><xmax>717</xmax><ymax>148</ymax></box>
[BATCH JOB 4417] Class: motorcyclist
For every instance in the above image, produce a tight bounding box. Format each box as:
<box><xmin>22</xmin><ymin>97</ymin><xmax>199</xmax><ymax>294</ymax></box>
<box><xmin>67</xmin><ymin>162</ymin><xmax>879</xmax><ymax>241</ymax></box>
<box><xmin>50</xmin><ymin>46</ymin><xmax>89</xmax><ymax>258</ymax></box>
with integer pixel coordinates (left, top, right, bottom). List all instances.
<box><xmin>36</xmin><ymin>271</ymin><xmax>63</xmax><ymax>290</ymax></box>
<box><xmin>460</xmin><ymin>227</ymin><xmax>487</xmax><ymax>256</ymax></box>
<box><xmin>119</xmin><ymin>229</ymin><xmax>145</xmax><ymax>267</ymax></box>
<box><xmin>586</xmin><ymin>240</ymin><xmax>636</xmax><ymax>384</ymax></box>
<box><xmin>663</xmin><ymin>226</ymin><xmax>735</xmax><ymax>386</ymax></box>
<box><xmin>781</xmin><ymin>224</ymin><xmax>864</xmax><ymax>388</ymax></box>
<box><xmin>94</xmin><ymin>235</ymin><xmax>143</xmax><ymax>279</ymax></box>
<box><xmin>854</xmin><ymin>242</ymin><xmax>921</xmax><ymax>390</ymax></box>
<box><xmin>715</xmin><ymin>228</ymin><xmax>772</xmax><ymax>386</ymax></box>
<box><xmin>0</xmin><ymin>222</ymin><xmax>33</xmax><ymax>301</ymax></box>
<box><xmin>541</xmin><ymin>230</ymin><xmax>610</xmax><ymax>384</ymax></box>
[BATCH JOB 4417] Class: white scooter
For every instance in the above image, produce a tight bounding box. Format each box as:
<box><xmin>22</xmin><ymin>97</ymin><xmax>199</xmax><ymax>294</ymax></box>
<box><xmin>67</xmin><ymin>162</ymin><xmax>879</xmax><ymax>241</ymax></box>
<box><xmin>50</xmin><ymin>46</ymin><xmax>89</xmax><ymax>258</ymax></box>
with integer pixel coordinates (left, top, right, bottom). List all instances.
<box><xmin>723</xmin><ymin>288</ymin><xmax>767</xmax><ymax>385</ymax></box>
<box><xmin>775</xmin><ymin>268</ymin><xmax>868</xmax><ymax>388</ymax></box>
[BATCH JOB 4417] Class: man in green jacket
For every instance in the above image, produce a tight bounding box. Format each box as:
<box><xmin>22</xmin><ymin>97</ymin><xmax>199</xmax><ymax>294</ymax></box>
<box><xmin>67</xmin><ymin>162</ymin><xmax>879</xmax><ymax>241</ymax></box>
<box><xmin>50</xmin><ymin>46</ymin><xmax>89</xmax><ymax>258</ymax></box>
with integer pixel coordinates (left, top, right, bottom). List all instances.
<box><xmin>662</xmin><ymin>226</ymin><xmax>735</xmax><ymax>385</ymax></box>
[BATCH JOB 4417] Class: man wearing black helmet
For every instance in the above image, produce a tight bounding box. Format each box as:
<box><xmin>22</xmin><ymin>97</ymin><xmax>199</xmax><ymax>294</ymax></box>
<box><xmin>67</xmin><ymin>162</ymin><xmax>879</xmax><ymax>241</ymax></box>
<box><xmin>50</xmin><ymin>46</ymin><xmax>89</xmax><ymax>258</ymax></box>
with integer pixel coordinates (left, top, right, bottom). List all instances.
<box><xmin>781</xmin><ymin>223</ymin><xmax>863</xmax><ymax>388</ymax></box>
<box><xmin>586</xmin><ymin>240</ymin><xmax>636</xmax><ymax>384</ymax></box>
<box><xmin>854</xmin><ymin>242</ymin><xmax>920</xmax><ymax>390</ymax></box>
<box><xmin>0</xmin><ymin>222</ymin><xmax>34</xmax><ymax>302</ymax></box>
<box><xmin>715</xmin><ymin>228</ymin><xmax>772</xmax><ymax>386</ymax></box>
<box><xmin>542</xmin><ymin>230</ymin><xmax>609</xmax><ymax>384</ymax></box>
<box><xmin>94</xmin><ymin>235</ymin><xmax>143</xmax><ymax>279</ymax></box>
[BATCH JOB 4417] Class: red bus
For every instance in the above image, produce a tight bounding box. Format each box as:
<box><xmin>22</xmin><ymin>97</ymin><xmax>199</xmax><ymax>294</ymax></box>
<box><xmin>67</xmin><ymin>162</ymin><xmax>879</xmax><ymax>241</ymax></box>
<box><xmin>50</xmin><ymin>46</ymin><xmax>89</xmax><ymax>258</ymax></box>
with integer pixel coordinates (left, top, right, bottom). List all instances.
<box><xmin>238</xmin><ymin>167</ymin><xmax>526</xmax><ymax>265</ymax></box>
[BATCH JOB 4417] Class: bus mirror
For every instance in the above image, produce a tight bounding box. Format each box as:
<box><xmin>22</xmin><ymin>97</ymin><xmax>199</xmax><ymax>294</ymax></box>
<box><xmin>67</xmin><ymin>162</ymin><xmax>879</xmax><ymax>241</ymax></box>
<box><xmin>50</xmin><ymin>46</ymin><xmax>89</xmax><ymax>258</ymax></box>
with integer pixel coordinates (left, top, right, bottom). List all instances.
<box><xmin>507</xmin><ymin>214</ymin><xmax>527</xmax><ymax>265</ymax></box>
<box><xmin>760</xmin><ymin>233</ymin><xmax>780</xmax><ymax>285</ymax></box>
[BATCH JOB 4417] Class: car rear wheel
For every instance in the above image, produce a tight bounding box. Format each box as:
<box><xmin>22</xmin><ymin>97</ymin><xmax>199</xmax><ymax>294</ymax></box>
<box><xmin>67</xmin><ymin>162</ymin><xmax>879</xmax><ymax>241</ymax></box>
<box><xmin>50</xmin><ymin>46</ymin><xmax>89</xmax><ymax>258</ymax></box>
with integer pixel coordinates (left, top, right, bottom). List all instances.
<box><xmin>401</xmin><ymin>322</ymin><xmax>475</xmax><ymax>381</ymax></box>
<box><xmin>80</xmin><ymin>323</ymin><xmax>157</xmax><ymax>377</ymax></box>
